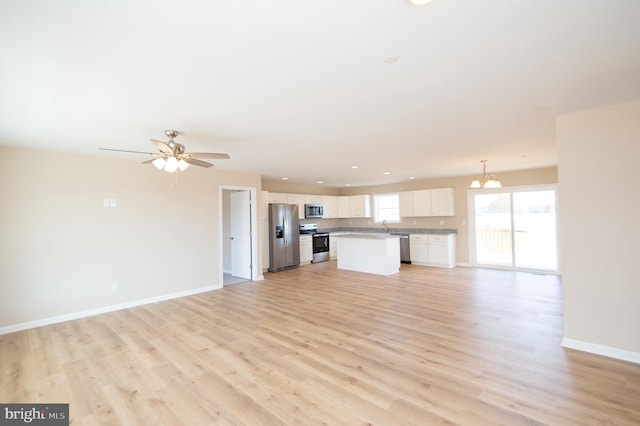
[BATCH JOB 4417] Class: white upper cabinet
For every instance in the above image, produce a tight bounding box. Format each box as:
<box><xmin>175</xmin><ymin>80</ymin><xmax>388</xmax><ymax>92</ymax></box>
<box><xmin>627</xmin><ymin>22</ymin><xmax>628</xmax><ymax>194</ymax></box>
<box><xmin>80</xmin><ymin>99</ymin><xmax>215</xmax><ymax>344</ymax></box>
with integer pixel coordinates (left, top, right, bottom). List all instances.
<box><xmin>266</xmin><ymin>192</ymin><xmax>304</xmax><ymax>219</ymax></box>
<box><xmin>430</xmin><ymin>188</ymin><xmax>455</xmax><ymax>216</ymax></box>
<box><xmin>338</xmin><ymin>196</ymin><xmax>350</xmax><ymax>218</ymax></box>
<box><xmin>287</xmin><ymin>193</ymin><xmax>305</xmax><ymax>219</ymax></box>
<box><xmin>267</xmin><ymin>192</ymin><xmax>288</xmax><ymax>204</ymax></box>
<box><xmin>322</xmin><ymin>196</ymin><xmax>338</xmax><ymax>218</ymax></box>
<box><xmin>266</xmin><ymin>192</ymin><xmax>373</xmax><ymax>219</ymax></box>
<box><xmin>399</xmin><ymin>188</ymin><xmax>455</xmax><ymax>217</ymax></box>
<box><xmin>349</xmin><ymin>194</ymin><xmax>371</xmax><ymax>218</ymax></box>
<box><xmin>399</xmin><ymin>191</ymin><xmax>413</xmax><ymax>217</ymax></box>
<box><xmin>304</xmin><ymin>195</ymin><xmax>323</xmax><ymax>205</ymax></box>
<box><xmin>412</xmin><ymin>190</ymin><xmax>431</xmax><ymax>216</ymax></box>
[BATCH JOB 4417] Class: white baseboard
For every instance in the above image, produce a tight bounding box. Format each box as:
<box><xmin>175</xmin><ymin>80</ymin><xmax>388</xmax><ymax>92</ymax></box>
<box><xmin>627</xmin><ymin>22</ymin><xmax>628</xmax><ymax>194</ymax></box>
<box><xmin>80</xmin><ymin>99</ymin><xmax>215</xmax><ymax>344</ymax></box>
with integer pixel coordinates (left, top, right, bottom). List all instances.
<box><xmin>0</xmin><ymin>284</ymin><xmax>223</xmax><ymax>336</ymax></box>
<box><xmin>562</xmin><ymin>338</ymin><xmax>640</xmax><ymax>364</ymax></box>
<box><xmin>456</xmin><ymin>262</ymin><xmax>472</xmax><ymax>267</ymax></box>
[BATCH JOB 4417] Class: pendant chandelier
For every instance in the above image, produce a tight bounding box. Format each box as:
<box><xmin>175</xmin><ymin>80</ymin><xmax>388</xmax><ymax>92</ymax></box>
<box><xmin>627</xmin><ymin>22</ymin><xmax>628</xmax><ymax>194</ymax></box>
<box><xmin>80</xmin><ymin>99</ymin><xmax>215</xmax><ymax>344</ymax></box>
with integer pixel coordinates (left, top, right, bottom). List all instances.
<box><xmin>470</xmin><ymin>160</ymin><xmax>502</xmax><ymax>188</ymax></box>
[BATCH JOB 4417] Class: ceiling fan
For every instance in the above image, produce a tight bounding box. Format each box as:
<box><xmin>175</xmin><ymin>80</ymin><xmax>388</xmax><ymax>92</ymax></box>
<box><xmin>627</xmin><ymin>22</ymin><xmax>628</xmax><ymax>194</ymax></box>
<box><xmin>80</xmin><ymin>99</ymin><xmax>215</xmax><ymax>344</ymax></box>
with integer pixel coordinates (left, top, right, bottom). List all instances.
<box><xmin>99</xmin><ymin>129</ymin><xmax>230</xmax><ymax>172</ymax></box>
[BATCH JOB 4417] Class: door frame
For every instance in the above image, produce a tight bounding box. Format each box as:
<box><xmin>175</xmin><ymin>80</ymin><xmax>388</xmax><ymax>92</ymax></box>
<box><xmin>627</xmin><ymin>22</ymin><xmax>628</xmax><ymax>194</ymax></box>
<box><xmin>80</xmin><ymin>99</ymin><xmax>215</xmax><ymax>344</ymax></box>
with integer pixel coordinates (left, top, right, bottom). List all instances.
<box><xmin>219</xmin><ymin>185</ymin><xmax>260</xmax><ymax>285</ymax></box>
<box><xmin>467</xmin><ymin>184</ymin><xmax>560</xmax><ymax>274</ymax></box>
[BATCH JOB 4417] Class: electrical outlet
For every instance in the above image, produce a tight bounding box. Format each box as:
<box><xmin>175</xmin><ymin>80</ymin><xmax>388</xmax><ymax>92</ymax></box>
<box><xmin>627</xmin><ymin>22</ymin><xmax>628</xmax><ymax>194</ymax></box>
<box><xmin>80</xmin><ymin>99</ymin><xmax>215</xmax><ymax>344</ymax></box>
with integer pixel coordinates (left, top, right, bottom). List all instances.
<box><xmin>110</xmin><ymin>198</ymin><xmax>117</xmax><ymax>207</ymax></box>
<box><xmin>111</xmin><ymin>282</ymin><xmax>118</xmax><ymax>292</ymax></box>
<box><xmin>440</xmin><ymin>220</ymin><xmax>444</xmax><ymax>225</ymax></box>
<box><xmin>413</xmin><ymin>220</ymin><xmax>416</xmax><ymax>225</ymax></box>
<box><xmin>103</xmin><ymin>198</ymin><xmax>110</xmax><ymax>207</ymax></box>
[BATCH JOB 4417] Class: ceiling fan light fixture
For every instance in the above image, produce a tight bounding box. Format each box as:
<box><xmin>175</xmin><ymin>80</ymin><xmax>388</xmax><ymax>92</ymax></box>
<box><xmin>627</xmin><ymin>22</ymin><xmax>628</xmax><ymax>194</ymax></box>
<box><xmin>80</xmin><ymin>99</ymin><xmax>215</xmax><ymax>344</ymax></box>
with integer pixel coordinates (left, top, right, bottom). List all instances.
<box><xmin>164</xmin><ymin>156</ymin><xmax>179</xmax><ymax>172</ymax></box>
<box><xmin>152</xmin><ymin>157</ymin><xmax>166</xmax><ymax>170</ymax></box>
<box><xmin>100</xmin><ymin>129</ymin><xmax>229</xmax><ymax>172</ymax></box>
<box><xmin>177</xmin><ymin>158</ymin><xmax>190</xmax><ymax>171</ymax></box>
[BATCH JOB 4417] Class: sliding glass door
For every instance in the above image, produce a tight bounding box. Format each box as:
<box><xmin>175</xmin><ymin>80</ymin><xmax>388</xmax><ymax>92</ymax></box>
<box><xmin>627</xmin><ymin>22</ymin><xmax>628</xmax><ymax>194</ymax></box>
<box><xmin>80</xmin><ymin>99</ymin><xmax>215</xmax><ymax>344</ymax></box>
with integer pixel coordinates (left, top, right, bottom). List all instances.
<box><xmin>512</xmin><ymin>190</ymin><xmax>557</xmax><ymax>270</ymax></box>
<box><xmin>470</xmin><ymin>186</ymin><xmax>558</xmax><ymax>272</ymax></box>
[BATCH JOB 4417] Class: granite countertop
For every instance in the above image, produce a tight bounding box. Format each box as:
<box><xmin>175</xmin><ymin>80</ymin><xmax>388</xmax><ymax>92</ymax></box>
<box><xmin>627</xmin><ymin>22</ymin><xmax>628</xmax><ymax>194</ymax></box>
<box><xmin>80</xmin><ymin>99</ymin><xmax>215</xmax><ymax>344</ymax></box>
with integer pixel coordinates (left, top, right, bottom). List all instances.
<box><xmin>335</xmin><ymin>233</ymin><xmax>401</xmax><ymax>239</ymax></box>
<box><xmin>318</xmin><ymin>227</ymin><xmax>457</xmax><ymax>235</ymax></box>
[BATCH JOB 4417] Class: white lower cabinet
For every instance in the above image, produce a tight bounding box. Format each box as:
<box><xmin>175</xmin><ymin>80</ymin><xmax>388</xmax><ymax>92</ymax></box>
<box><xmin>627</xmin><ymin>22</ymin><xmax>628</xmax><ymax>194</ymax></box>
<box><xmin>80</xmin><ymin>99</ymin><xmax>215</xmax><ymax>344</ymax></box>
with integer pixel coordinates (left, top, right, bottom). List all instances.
<box><xmin>409</xmin><ymin>234</ymin><xmax>456</xmax><ymax>268</ymax></box>
<box><xmin>409</xmin><ymin>234</ymin><xmax>429</xmax><ymax>264</ymax></box>
<box><xmin>300</xmin><ymin>235</ymin><xmax>313</xmax><ymax>264</ymax></box>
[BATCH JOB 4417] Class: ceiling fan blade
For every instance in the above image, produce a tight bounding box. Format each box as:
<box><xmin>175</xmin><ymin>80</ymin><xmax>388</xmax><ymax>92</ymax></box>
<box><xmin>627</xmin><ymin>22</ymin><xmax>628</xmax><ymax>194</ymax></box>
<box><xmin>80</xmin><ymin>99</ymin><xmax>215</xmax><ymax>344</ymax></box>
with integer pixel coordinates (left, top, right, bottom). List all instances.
<box><xmin>141</xmin><ymin>158</ymin><xmax>162</xmax><ymax>164</ymax></box>
<box><xmin>187</xmin><ymin>152</ymin><xmax>230</xmax><ymax>159</ymax></box>
<box><xmin>184</xmin><ymin>158</ymin><xmax>214</xmax><ymax>168</ymax></box>
<box><xmin>151</xmin><ymin>139</ymin><xmax>174</xmax><ymax>154</ymax></box>
<box><xmin>99</xmin><ymin>148</ymin><xmax>157</xmax><ymax>155</ymax></box>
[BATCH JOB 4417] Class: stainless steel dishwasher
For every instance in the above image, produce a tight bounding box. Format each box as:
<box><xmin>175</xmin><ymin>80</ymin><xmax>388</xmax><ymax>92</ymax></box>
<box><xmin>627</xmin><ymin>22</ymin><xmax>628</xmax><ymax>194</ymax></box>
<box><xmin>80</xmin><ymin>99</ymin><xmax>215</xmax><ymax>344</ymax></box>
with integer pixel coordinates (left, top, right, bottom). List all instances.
<box><xmin>391</xmin><ymin>233</ymin><xmax>411</xmax><ymax>263</ymax></box>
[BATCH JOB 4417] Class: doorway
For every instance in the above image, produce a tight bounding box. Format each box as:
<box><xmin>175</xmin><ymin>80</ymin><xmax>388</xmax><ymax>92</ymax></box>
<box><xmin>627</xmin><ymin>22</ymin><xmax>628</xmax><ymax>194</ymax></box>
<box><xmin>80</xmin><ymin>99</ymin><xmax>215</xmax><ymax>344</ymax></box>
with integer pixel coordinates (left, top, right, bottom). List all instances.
<box><xmin>220</xmin><ymin>186</ymin><xmax>259</xmax><ymax>286</ymax></box>
<box><xmin>468</xmin><ymin>185</ymin><xmax>558</xmax><ymax>272</ymax></box>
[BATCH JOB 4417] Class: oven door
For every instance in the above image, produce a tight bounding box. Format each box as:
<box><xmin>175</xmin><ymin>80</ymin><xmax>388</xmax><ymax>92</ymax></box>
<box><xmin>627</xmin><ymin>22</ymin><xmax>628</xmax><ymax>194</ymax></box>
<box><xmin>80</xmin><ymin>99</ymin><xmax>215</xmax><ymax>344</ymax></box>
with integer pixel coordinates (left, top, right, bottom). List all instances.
<box><xmin>312</xmin><ymin>233</ymin><xmax>330</xmax><ymax>263</ymax></box>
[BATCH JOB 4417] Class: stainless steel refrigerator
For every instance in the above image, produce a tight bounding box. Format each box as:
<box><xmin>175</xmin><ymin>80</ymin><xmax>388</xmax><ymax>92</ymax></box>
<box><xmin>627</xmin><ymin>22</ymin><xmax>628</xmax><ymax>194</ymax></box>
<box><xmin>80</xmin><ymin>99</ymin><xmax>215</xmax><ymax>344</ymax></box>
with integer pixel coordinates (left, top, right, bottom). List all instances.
<box><xmin>268</xmin><ymin>203</ymin><xmax>300</xmax><ymax>272</ymax></box>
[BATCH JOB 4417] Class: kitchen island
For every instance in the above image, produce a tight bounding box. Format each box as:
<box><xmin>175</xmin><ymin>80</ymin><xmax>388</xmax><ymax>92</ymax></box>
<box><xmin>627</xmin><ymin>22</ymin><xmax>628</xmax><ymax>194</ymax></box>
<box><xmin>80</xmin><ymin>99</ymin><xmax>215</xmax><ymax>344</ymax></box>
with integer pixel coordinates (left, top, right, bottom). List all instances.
<box><xmin>335</xmin><ymin>233</ymin><xmax>400</xmax><ymax>276</ymax></box>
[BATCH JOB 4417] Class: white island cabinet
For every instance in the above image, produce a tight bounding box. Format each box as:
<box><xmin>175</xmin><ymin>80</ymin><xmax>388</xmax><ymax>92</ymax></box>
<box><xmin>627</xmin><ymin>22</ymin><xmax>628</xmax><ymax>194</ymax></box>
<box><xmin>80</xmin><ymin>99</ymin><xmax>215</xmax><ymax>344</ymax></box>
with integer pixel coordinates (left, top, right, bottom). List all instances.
<box><xmin>336</xmin><ymin>234</ymin><xmax>400</xmax><ymax>276</ymax></box>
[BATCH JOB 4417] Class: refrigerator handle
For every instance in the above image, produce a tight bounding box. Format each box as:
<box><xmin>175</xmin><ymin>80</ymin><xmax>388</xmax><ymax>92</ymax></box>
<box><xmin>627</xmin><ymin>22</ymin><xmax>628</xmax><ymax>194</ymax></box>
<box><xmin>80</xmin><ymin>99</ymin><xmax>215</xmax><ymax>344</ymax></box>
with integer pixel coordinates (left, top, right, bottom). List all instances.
<box><xmin>283</xmin><ymin>215</ymin><xmax>287</xmax><ymax>246</ymax></box>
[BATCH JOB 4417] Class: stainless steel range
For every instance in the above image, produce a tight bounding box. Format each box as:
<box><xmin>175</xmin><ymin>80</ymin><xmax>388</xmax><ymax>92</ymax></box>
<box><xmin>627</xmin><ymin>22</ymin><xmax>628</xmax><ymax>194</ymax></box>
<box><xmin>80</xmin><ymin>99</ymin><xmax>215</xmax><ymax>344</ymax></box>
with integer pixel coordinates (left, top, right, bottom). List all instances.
<box><xmin>300</xmin><ymin>223</ymin><xmax>330</xmax><ymax>263</ymax></box>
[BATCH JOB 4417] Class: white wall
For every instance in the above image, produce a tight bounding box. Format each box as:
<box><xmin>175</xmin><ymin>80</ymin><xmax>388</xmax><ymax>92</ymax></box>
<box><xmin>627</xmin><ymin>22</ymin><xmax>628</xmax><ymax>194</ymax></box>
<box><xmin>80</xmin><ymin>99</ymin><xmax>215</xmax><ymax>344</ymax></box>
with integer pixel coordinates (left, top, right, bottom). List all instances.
<box><xmin>557</xmin><ymin>99</ymin><xmax>640</xmax><ymax>360</ymax></box>
<box><xmin>0</xmin><ymin>146</ymin><xmax>261</xmax><ymax>330</ymax></box>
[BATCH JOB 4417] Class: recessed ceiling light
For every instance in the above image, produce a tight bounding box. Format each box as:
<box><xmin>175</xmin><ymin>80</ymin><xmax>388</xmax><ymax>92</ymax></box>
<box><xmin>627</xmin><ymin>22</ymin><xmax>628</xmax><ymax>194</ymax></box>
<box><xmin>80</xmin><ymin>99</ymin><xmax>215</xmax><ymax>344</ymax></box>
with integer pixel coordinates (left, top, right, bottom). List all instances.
<box><xmin>409</xmin><ymin>176</ymin><xmax>415</xmax><ymax>180</ymax></box>
<box><xmin>317</xmin><ymin>180</ymin><xmax>323</xmax><ymax>184</ymax></box>
<box><xmin>351</xmin><ymin>165</ymin><xmax>358</xmax><ymax>169</ymax></box>
<box><xmin>384</xmin><ymin>172</ymin><xmax>391</xmax><ymax>175</ymax></box>
<box><xmin>383</xmin><ymin>55</ymin><xmax>399</xmax><ymax>64</ymax></box>
<box><xmin>282</xmin><ymin>177</ymin><xmax>288</xmax><ymax>180</ymax></box>
<box><xmin>346</xmin><ymin>184</ymin><xmax>351</xmax><ymax>187</ymax></box>
<box><xmin>407</xmin><ymin>0</ymin><xmax>435</xmax><ymax>6</ymax></box>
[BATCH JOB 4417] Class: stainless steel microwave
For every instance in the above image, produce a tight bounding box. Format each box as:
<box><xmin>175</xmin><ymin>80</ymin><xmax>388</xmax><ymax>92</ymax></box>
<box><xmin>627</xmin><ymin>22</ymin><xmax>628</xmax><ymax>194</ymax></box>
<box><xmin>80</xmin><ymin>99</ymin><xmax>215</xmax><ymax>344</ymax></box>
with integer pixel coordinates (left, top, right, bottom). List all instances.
<box><xmin>304</xmin><ymin>204</ymin><xmax>323</xmax><ymax>218</ymax></box>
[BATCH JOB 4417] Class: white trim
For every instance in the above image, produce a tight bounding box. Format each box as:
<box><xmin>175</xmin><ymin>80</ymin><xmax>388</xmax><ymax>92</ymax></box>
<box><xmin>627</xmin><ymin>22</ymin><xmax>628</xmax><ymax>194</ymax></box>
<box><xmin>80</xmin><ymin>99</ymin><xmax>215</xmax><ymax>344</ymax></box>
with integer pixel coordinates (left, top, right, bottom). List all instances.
<box><xmin>0</xmin><ymin>284</ymin><xmax>221</xmax><ymax>336</ymax></box>
<box><xmin>456</xmin><ymin>262</ymin><xmax>472</xmax><ymax>267</ymax></box>
<box><xmin>562</xmin><ymin>338</ymin><xmax>640</xmax><ymax>364</ymax></box>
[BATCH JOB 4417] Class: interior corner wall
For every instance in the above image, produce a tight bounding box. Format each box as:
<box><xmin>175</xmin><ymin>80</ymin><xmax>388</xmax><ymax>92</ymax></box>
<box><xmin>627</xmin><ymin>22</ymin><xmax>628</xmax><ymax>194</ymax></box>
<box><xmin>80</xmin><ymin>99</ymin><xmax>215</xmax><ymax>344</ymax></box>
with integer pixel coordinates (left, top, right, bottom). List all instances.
<box><xmin>0</xmin><ymin>146</ymin><xmax>261</xmax><ymax>330</ymax></box>
<box><xmin>556</xmin><ymin>99</ymin><xmax>640</xmax><ymax>359</ymax></box>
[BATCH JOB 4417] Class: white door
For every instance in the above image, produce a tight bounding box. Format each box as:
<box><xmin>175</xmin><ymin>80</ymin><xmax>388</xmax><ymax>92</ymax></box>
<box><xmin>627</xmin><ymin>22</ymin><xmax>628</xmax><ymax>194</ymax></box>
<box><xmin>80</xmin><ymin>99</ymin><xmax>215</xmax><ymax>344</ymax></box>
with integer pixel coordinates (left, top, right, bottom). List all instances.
<box><xmin>230</xmin><ymin>191</ymin><xmax>252</xmax><ymax>280</ymax></box>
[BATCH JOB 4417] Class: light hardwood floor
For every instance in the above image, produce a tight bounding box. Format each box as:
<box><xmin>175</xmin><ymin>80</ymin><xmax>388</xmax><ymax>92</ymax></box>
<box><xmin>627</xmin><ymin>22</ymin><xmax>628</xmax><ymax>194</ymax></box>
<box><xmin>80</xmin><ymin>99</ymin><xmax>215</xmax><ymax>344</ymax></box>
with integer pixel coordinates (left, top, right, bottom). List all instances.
<box><xmin>1</xmin><ymin>262</ymin><xmax>639</xmax><ymax>425</ymax></box>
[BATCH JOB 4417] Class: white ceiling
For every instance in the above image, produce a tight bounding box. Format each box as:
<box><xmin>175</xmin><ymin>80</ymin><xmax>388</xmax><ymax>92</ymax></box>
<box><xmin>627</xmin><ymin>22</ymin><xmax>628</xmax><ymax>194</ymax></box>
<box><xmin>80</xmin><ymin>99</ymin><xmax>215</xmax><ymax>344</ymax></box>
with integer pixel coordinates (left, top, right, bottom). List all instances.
<box><xmin>1</xmin><ymin>0</ymin><xmax>639</xmax><ymax>187</ymax></box>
